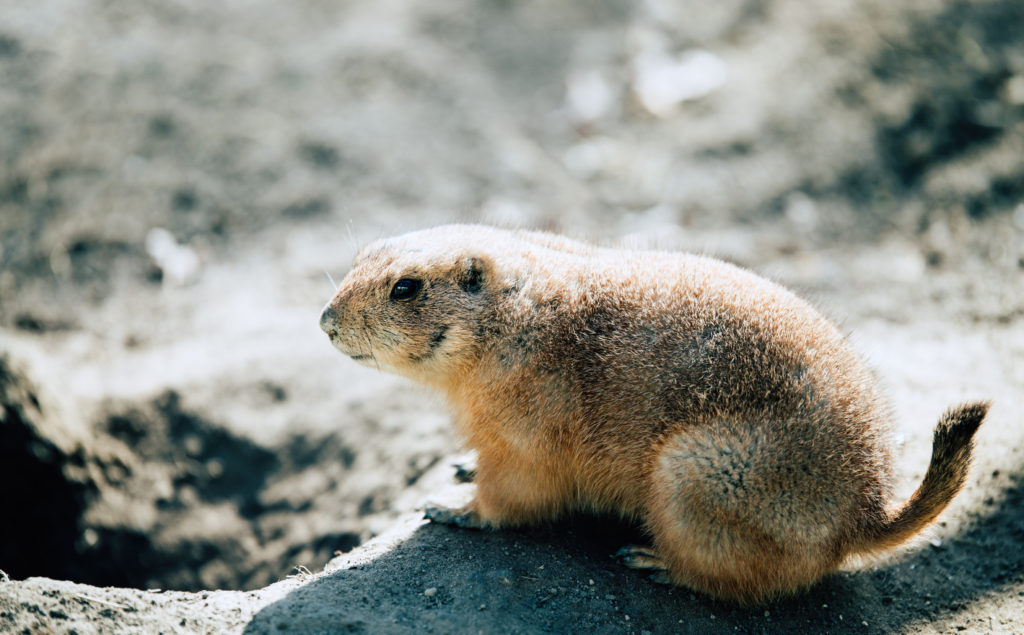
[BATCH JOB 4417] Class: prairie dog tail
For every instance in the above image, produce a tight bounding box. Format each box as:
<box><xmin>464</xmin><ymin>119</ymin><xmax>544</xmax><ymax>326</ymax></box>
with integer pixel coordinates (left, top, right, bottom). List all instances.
<box><xmin>867</xmin><ymin>401</ymin><xmax>989</xmax><ymax>552</ymax></box>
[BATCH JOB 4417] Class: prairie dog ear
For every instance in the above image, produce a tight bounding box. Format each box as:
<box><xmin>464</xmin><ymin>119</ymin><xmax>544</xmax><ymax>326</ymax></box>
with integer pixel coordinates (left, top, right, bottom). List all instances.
<box><xmin>459</xmin><ymin>256</ymin><xmax>487</xmax><ymax>293</ymax></box>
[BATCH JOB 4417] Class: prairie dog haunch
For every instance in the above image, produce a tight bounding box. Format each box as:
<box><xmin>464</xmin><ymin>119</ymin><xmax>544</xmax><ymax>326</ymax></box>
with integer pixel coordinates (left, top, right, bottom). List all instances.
<box><xmin>319</xmin><ymin>224</ymin><xmax>987</xmax><ymax>604</ymax></box>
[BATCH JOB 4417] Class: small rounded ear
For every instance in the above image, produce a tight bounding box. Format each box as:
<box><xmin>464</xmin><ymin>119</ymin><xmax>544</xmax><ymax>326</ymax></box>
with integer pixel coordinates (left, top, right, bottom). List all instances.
<box><xmin>459</xmin><ymin>257</ymin><xmax>486</xmax><ymax>293</ymax></box>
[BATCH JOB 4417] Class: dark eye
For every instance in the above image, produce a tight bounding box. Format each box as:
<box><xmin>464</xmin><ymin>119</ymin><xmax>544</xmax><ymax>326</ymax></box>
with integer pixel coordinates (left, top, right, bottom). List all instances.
<box><xmin>390</xmin><ymin>278</ymin><xmax>422</xmax><ymax>301</ymax></box>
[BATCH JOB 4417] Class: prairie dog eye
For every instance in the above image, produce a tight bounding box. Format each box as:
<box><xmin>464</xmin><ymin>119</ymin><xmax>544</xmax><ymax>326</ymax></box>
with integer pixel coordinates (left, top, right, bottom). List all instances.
<box><xmin>390</xmin><ymin>278</ymin><xmax>422</xmax><ymax>301</ymax></box>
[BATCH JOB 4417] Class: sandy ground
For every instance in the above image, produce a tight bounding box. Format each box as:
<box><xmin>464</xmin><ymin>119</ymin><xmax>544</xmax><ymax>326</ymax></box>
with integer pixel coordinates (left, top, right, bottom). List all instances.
<box><xmin>1</xmin><ymin>0</ymin><xmax>1023</xmax><ymax>632</ymax></box>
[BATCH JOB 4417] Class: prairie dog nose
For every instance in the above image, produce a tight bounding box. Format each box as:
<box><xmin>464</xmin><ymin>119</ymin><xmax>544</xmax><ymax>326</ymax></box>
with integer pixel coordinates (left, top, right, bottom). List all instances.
<box><xmin>319</xmin><ymin>304</ymin><xmax>339</xmax><ymax>334</ymax></box>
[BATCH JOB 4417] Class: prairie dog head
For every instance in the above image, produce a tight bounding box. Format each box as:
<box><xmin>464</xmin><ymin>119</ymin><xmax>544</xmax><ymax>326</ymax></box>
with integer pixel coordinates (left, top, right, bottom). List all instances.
<box><xmin>319</xmin><ymin>228</ymin><xmax>492</xmax><ymax>383</ymax></box>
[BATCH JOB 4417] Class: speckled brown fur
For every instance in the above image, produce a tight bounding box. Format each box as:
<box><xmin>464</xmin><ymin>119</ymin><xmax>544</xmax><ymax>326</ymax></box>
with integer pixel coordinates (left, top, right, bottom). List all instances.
<box><xmin>319</xmin><ymin>224</ymin><xmax>987</xmax><ymax>605</ymax></box>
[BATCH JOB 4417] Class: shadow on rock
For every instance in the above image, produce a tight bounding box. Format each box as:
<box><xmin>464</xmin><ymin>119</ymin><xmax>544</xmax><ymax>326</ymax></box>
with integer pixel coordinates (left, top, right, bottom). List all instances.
<box><xmin>242</xmin><ymin>471</ymin><xmax>1024</xmax><ymax>634</ymax></box>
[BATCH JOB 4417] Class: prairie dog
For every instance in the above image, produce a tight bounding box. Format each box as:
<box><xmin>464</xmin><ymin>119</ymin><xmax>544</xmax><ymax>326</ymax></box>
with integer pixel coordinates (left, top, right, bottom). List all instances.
<box><xmin>319</xmin><ymin>224</ymin><xmax>987</xmax><ymax>604</ymax></box>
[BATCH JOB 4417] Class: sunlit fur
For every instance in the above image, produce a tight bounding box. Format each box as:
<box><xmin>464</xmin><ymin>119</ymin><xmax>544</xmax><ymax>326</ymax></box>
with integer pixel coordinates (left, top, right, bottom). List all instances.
<box><xmin>320</xmin><ymin>224</ymin><xmax>987</xmax><ymax>605</ymax></box>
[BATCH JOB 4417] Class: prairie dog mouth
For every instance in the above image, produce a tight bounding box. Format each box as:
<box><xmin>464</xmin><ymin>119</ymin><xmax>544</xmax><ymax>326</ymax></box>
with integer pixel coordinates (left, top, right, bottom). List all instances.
<box><xmin>346</xmin><ymin>353</ymin><xmax>380</xmax><ymax>369</ymax></box>
<box><xmin>339</xmin><ymin>346</ymin><xmax>376</xmax><ymax>366</ymax></box>
<box><xmin>325</xmin><ymin>336</ymin><xmax>371</xmax><ymax>361</ymax></box>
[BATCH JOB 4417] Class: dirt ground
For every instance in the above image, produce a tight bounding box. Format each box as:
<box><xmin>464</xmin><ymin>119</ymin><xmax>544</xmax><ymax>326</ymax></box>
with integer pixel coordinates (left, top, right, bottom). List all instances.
<box><xmin>1</xmin><ymin>0</ymin><xmax>1022</xmax><ymax>632</ymax></box>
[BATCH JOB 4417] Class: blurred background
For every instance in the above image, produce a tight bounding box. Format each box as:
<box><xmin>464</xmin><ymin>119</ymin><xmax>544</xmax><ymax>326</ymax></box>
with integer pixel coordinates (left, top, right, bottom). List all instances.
<box><xmin>1</xmin><ymin>0</ymin><xmax>1021</xmax><ymax>594</ymax></box>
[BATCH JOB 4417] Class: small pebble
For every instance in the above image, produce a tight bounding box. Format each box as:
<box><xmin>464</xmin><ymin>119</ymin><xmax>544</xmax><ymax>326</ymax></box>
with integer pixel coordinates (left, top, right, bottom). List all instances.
<box><xmin>206</xmin><ymin>459</ymin><xmax>224</xmax><ymax>479</ymax></box>
<box><xmin>424</xmin><ymin>587</ymin><xmax>437</xmax><ymax>597</ymax></box>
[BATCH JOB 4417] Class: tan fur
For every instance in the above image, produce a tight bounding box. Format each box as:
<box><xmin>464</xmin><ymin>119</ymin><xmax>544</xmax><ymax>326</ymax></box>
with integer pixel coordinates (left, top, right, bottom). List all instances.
<box><xmin>319</xmin><ymin>224</ymin><xmax>988</xmax><ymax>605</ymax></box>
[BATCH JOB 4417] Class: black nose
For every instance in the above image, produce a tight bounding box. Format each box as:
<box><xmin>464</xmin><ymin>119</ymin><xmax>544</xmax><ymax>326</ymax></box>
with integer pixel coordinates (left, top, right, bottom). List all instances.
<box><xmin>319</xmin><ymin>304</ymin><xmax>338</xmax><ymax>334</ymax></box>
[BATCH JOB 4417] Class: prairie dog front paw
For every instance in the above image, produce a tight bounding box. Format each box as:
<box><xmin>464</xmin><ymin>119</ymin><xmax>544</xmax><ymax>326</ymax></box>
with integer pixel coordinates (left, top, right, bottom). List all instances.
<box><xmin>424</xmin><ymin>503</ymin><xmax>490</xmax><ymax>529</ymax></box>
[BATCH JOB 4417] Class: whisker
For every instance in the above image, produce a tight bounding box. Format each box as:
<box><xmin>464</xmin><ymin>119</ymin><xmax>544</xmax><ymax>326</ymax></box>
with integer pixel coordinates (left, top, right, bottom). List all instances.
<box><xmin>324</xmin><ymin>269</ymin><xmax>338</xmax><ymax>290</ymax></box>
<box><xmin>360</xmin><ymin>316</ymin><xmax>381</xmax><ymax>371</ymax></box>
<box><xmin>345</xmin><ymin>220</ymin><xmax>358</xmax><ymax>251</ymax></box>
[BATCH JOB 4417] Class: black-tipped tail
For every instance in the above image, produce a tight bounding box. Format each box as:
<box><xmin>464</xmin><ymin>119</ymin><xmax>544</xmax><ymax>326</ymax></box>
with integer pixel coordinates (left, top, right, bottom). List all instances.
<box><xmin>869</xmin><ymin>401</ymin><xmax>989</xmax><ymax>550</ymax></box>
